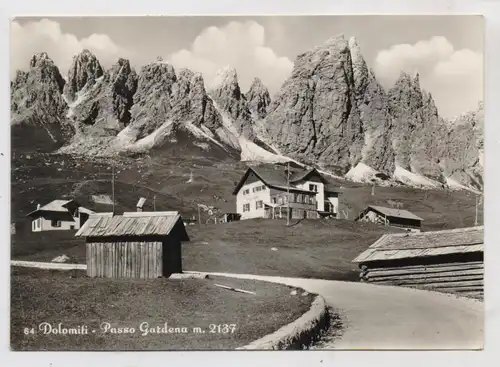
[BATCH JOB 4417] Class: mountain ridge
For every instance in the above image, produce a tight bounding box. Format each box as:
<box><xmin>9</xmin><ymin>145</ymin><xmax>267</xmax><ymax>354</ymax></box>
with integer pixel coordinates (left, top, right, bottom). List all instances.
<box><xmin>10</xmin><ymin>36</ymin><xmax>484</xmax><ymax>191</ymax></box>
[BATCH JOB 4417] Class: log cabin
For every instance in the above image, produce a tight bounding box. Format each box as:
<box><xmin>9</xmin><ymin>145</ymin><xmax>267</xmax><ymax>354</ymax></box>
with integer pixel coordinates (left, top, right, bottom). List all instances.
<box><xmin>355</xmin><ymin>205</ymin><xmax>423</xmax><ymax>232</ymax></box>
<box><xmin>75</xmin><ymin>211</ymin><xmax>190</xmax><ymax>278</ymax></box>
<box><xmin>352</xmin><ymin>226</ymin><xmax>484</xmax><ymax>299</ymax></box>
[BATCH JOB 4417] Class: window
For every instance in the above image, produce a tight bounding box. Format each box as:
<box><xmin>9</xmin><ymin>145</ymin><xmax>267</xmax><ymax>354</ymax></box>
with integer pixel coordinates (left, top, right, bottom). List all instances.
<box><xmin>256</xmin><ymin>200</ymin><xmax>263</xmax><ymax>209</ymax></box>
<box><xmin>261</xmin><ymin>185</ymin><xmax>266</xmax><ymax>190</ymax></box>
<box><xmin>272</xmin><ymin>197</ymin><xmax>277</xmax><ymax>204</ymax></box>
<box><xmin>243</xmin><ymin>204</ymin><xmax>250</xmax><ymax>212</ymax></box>
<box><xmin>243</xmin><ymin>189</ymin><xmax>250</xmax><ymax>195</ymax></box>
<box><xmin>37</xmin><ymin>218</ymin><xmax>41</xmax><ymax>228</ymax></box>
<box><xmin>297</xmin><ymin>194</ymin><xmax>303</xmax><ymax>203</ymax></box>
<box><xmin>70</xmin><ymin>225</ymin><xmax>75</xmax><ymax>230</ymax></box>
<box><xmin>278</xmin><ymin>196</ymin><xmax>283</xmax><ymax>205</ymax></box>
<box><xmin>51</xmin><ymin>220</ymin><xmax>61</xmax><ymax>228</ymax></box>
<box><xmin>309</xmin><ymin>184</ymin><xmax>318</xmax><ymax>192</ymax></box>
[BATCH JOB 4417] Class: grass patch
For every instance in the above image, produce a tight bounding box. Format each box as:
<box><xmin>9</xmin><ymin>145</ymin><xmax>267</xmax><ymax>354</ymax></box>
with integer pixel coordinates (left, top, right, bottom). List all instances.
<box><xmin>11</xmin><ymin>267</ymin><xmax>314</xmax><ymax>351</ymax></box>
<box><xmin>183</xmin><ymin>218</ymin><xmax>401</xmax><ymax>280</ymax></box>
<box><xmin>11</xmin><ymin>219</ymin><xmax>399</xmax><ymax>280</ymax></box>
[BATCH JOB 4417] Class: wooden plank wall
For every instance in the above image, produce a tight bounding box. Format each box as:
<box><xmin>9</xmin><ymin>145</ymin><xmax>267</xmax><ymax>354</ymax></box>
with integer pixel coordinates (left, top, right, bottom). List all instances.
<box><xmin>86</xmin><ymin>241</ymin><xmax>163</xmax><ymax>278</ymax></box>
<box><xmin>360</xmin><ymin>261</ymin><xmax>484</xmax><ymax>300</ymax></box>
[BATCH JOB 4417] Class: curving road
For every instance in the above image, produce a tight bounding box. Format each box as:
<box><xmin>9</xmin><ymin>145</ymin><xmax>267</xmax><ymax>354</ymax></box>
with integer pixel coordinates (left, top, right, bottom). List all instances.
<box><xmin>189</xmin><ymin>271</ymin><xmax>484</xmax><ymax>350</ymax></box>
<box><xmin>11</xmin><ymin>261</ymin><xmax>483</xmax><ymax>350</ymax></box>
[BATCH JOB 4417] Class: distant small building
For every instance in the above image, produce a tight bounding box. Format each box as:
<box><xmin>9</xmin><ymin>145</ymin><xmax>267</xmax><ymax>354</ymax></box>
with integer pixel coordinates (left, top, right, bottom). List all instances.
<box><xmin>75</xmin><ymin>211</ymin><xmax>190</xmax><ymax>279</ymax></box>
<box><xmin>232</xmin><ymin>164</ymin><xmax>340</xmax><ymax>220</ymax></box>
<box><xmin>183</xmin><ymin>217</ymin><xmax>198</xmax><ymax>226</ymax></box>
<box><xmin>136</xmin><ymin>197</ymin><xmax>147</xmax><ymax>212</ymax></box>
<box><xmin>218</xmin><ymin>213</ymin><xmax>241</xmax><ymax>223</ymax></box>
<box><xmin>352</xmin><ymin>226</ymin><xmax>484</xmax><ymax>299</ymax></box>
<box><xmin>355</xmin><ymin>205</ymin><xmax>423</xmax><ymax>232</ymax></box>
<box><xmin>26</xmin><ymin>199</ymin><xmax>95</xmax><ymax>232</ymax></box>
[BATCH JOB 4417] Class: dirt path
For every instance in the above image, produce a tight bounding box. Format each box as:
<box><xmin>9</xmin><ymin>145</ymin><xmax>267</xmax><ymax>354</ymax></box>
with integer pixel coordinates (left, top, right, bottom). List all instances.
<box><xmin>10</xmin><ymin>262</ymin><xmax>483</xmax><ymax>350</ymax></box>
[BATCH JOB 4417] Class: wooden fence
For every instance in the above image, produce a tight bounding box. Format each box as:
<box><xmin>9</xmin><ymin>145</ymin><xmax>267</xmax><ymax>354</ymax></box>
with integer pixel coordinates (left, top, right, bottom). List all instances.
<box><xmin>359</xmin><ymin>261</ymin><xmax>484</xmax><ymax>299</ymax></box>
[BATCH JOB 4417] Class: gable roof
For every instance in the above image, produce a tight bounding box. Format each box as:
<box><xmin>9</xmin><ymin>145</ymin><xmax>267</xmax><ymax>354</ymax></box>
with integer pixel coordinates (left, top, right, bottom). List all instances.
<box><xmin>75</xmin><ymin>211</ymin><xmax>189</xmax><ymax>241</ymax></box>
<box><xmin>289</xmin><ymin>168</ymin><xmax>328</xmax><ymax>184</ymax></box>
<box><xmin>26</xmin><ymin>199</ymin><xmax>77</xmax><ymax>217</ymax></box>
<box><xmin>357</xmin><ymin>205</ymin><xmax>423</xmax><ymax>221</ymax></box>
<box><xmin>232</xmin><ymin>164</ymin><xmax>339</xmax><ymax>194</ymax></box>
<box><xmin>352</xmin><ymin>226</ymin><xmax>483</xmax><ymax>264</ymax></box>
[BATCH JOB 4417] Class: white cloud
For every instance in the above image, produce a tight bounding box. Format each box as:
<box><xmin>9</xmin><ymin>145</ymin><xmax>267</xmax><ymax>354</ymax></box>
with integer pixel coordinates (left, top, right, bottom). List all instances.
<box><xmin>169</xmin><ymin>21</ymin><xmax>293</xmax><ymax>95</ymax></box>
<box><xmin>373</xmin><ymin>36</ymin><xmax>483</xmax><ymax>119</ymax></box>
<box><xmin>10</xmin><ymin>19</ymin><xmax>129</xmax><ymax>78</ymax></box>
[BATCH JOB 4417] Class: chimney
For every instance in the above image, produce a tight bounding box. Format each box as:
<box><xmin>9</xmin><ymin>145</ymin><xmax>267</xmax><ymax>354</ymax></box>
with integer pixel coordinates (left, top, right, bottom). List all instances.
<box><xmin>136</xmin><ymin>197</ymin><xmax>146</xmax><ymax>212</ymax></box>
<box><xmin>37</xmin><ymin>203</ymin><xmax>40</xmax><ymax>210</ymax></box>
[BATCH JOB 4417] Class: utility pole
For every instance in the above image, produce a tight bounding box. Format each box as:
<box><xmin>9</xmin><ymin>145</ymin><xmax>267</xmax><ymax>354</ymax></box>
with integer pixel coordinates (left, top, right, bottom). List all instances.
<box><xmin>475</xmin><ymin>194</ymin><xmax>480</xmax><ymax>226</ymax></box>
<box><xmin>286</xmin><ymin>161</ymin><xmax>290</xmax><ymax>227</ymax></box>
<box><xmin>153</xmin><ymin>195</ymin><xmax>156</xmax><ymax>211</ymax></box>
<box><xmin>198</xmin><ymin>204</ymin><xmax>201</xmax><ymax>227</ymax></box>
<box><xmin>111</xmin><ymin>162</ymin><xmax>115</xmax><ymax>215</ymax></box>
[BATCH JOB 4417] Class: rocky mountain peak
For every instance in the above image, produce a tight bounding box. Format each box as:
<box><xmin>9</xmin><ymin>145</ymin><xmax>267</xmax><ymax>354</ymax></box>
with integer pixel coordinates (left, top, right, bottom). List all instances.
<box><xmin>120</xmin><ymin>62</ymin><xmax>225</xmax><ymax>145</ymax></box>
<box><xmin>349</xmin><ymin>39</ymin><xmax>395</xmax><ymax>176</ymax></box>
<box><xmin>349</xmin><ymin>36</ymin><xmax>369</xmax><ymax>103</ymax></box>
<box><xmin>106</xmin><ymin>58</ymin><xmax>137</xmax><ymax>95</ymax></box>
<box><xmin>266</xmin><ymin>34</ymin><xmax>364</xmax><ymax>173</ymax></box>
<box><xmin>412</xmin><ymin>72</ymin><xmax>420</xmax><ymax>85</ymax></box>
<box><xmin>323</xmin><ymin>34</ymin><xmax>347</xmax><ymax>47</ymax></box>
<box><xmin>246</xmin><ymin>77</ymin><xmax>271</xmax><ymax>119</ymax></box>
<box><xmin>64</xmin><ymin>49</ymin><xmax>104</xmax><ymax>102</ymax></box>
<box><xmin>209</xmin><ymin>66</ymin><xmax>253</xmax><ymax>138</ymax></box>
<box><xmin>211</xmin><ymin>66</ymin><xmax>240</xmax><ymax>97</ymax></box>
<box><xmin>24</xmin><ymin>52</ymin><xmax>65</xmax><ymax>93</ymax></box>
<box><xmin>11</xmin><ymin>52</ymin><xmax>71</xmax><ymax>152</ymax></box>
<box><xmin>29</xmin><ymin>52</ymin><xmax>51</xmax><ymax>67</ymax></box>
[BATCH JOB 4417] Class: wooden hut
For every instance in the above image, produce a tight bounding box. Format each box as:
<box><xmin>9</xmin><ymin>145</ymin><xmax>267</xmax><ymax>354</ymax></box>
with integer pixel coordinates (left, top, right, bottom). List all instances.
<box><xmin>75</xmin><ymin>211</ymin><xmax>190</xmax><ymax>279</ymax></box>
<box><xmin>355</xmin><ymin>205</ymin><xmax>423</xmax><ymax>232</ymax></box>
<box><xmin>352</xmin><ymin>226</ymin><xmax>484</xmax><ymax>299</ymax></box>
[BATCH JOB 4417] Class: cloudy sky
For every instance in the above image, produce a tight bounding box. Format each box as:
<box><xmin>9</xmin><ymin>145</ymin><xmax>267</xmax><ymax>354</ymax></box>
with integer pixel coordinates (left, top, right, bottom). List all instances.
<box><xmin>11</xmin><ymin>16</ymin><xmax>483</xmax><ymax>119</ymax></box>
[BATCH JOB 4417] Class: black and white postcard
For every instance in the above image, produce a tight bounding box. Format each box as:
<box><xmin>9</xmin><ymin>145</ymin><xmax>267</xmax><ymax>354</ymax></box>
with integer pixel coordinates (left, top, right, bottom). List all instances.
<box><xmin>9</xmin><ymin>13</ymin><xmax>486</xmax><ymax>354</ymax></box>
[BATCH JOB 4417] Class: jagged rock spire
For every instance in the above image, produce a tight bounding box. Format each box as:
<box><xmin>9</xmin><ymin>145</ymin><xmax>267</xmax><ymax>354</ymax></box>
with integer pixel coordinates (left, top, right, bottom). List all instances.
<box><xmin>246</xmin><ymin>77</ymin><xmax>271</xmax><ymax>119</ymax></box>
<box><xmin>63</xmin><ymin>49</ymin><xmax>104</xmax><ymax>102</ymax></box>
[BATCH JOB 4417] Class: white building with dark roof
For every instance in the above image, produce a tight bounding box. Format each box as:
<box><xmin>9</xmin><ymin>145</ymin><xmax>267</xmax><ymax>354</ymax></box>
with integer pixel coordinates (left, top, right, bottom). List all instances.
<box><xmin>232</xmin><ymin>163</ymin><xmax>341</xmax><ymax>220</ymax></box>
<box><xmin>26</xmin><ymin>199</ymin><xmax>94</xmax><ymax>232</ymax></box>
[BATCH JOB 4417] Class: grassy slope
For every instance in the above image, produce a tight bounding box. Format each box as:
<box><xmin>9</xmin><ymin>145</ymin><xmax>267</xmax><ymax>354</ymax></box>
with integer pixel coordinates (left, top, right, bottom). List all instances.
<box><xmin>11</xmin><ymin>152</ymin><xmax>483</xmax><ymax>280</ymax></box>
<box><xmin>184</xmin><ymin>219</ymin><xmax>402</xmax><ymax>280</ymax></box>
<box><xmin>11</xmin><ymin>219</ymin><xmax>400</xmax><ymax>280</ymax></box>
<box><xmin>11</xmin><ymin>267</ymin><xmax>314</xmax><ymax>351</ymax></box>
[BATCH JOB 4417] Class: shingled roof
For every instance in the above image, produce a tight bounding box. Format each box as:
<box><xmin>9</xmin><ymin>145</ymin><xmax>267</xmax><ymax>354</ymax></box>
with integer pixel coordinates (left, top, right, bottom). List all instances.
<box><xmin>356</xmin><ymin>205</ymin><xmax>423</xmax><ymax>221</ymax></box>
<box><xmin>75</xmin><ymin>211</ymin><xmax>189</xmax><ymax>241</ymax></box>
<box><xmin>26</xmin><ymin>199</ymin><xmax>74</xmax><ymax>215</ymax></box>
<box><xmin>352</xmin><ymin>226</ymin><xmax>484</xmax><ymax>264</ymax></box>
<box><xmin>233</xmin><ymin>164</ymin><xmax>339</xmax><ymax>194</ymax></box>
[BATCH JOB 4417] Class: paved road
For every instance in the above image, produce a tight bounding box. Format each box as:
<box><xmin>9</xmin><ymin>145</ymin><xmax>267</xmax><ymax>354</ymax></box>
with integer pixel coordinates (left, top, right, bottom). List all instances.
<box><xmin>11</xmin><ymin>262</ymin><xmax>483</xmax><ymax>350</ymax></box>
<box><xmin>187</xmin><ymin>271</ymin><xmax>484</xmax><ymax>350</ymax></box>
